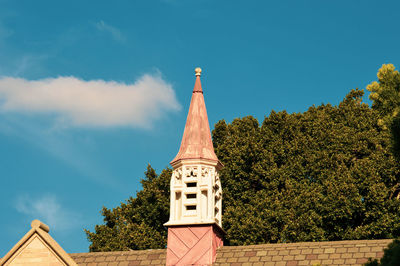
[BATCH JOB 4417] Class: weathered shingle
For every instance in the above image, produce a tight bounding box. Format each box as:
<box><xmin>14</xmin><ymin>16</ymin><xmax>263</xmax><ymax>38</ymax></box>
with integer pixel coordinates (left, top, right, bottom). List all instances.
<box><xmin>70</xmin><ymin>249</ymin><xmax>166</xmax><ymax>266</ymax></box>
<box><xmin>214</xmin><ymin>239</ymin><xmax>391</xmax><ymax>266</ymax></box>
<box><xmin>70</xmin><ymin>239</ymin><xmax>392</xmax><ymax>266</ymax></box>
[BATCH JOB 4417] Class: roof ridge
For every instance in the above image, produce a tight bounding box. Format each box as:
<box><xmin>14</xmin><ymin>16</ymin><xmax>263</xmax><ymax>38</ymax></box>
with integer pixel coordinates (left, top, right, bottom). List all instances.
<box><xmin>217</xmin><ymin>238</ymin><xmax>393</xmax><ymax>250</ymax></box>
<box><xmin>69</xmin><ymin>248</ymin><xmax>166</xmax><ymax>256</ymax></box>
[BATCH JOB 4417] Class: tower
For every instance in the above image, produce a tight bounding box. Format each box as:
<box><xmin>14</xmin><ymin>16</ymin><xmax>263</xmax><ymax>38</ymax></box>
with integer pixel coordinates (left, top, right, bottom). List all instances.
<box><xmin>165</xmin><ymin>68</ymin><xmax>224</xmax><ymax>265</ymax></box>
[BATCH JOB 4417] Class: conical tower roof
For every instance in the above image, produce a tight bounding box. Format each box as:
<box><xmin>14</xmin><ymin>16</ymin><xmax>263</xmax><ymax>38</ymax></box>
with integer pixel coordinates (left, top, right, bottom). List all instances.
<box><xmin>171</xmin><ymin>68</ymin><xmax>219</xmax><ymax>164</ymax></box>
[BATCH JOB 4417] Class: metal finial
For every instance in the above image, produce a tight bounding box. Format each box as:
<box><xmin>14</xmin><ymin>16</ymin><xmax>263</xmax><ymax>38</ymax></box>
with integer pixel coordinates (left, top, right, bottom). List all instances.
<box><xmin>195</xmin><ymin>67</ymin><xmax>202</xmax><ymax>76</ymax></box>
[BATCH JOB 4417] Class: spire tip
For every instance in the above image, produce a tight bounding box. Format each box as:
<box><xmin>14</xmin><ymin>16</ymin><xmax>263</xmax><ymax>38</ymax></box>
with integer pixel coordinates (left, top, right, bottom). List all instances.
<box><xmin>195</xmin><ymin>67</ymin><xmax>202</xmax><ymax>76</ymax></box>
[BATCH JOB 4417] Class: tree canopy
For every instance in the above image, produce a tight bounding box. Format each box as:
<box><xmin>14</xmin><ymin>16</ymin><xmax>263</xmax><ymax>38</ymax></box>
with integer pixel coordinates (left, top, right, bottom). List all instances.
<box><xmin>86</xmin><ymin>69</ymin><xmax>400</xmax><ymax>251</ymax></box>
<box><xmin>367</xmin><ymin>64</ymin><xmax>400</xmax><ymax>160</ymax></box>
<box><xmin>85</xmin><ymin>165</ymin><xmax>171</xmax><ymax>251</ymax></box>
<box><xmin>216</xmin><ymin>89</ymin><xmax>400</xmax><ymax>245</ymax></box>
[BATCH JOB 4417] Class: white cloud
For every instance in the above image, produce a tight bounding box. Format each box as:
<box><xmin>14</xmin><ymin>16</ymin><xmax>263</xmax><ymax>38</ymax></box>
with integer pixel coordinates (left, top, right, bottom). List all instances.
<box><xmin>0</xmin><ymin>74</ymin><xmax>181</xmax><ymax>128</ymax></box>
<box><xmin>15</xmin><ymin>194</ymin><xmax>81</xmax><ymax>231</ymax></box>
<box><xmin>94</xmin><ymin>20</ymin><xmax>125</xmax><ymax>43</ymax></box>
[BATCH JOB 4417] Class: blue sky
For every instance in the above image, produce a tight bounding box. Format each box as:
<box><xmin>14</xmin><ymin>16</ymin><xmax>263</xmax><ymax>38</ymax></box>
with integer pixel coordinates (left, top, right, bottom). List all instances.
<box><xmin>0</xmin><ymin>0</ymin><xmax>399</xmax><ymax>254</ymax></box>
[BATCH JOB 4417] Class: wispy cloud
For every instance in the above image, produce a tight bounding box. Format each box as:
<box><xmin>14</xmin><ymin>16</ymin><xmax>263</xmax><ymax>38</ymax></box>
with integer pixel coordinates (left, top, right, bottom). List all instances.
<box><xmin>0</xmin><ymin>115</ymin><xmax>120</xmax><ymax>189</ymax></box>
<box><xmin>0</xmin><ymin>53</ymin><xmax>48</xmax><ymax>78</ymax></box>
<box><xmin>13</xmin><ymin>54</ymin><xmax>48</xmax><ymax>77</ymax></box>
<box><xmin>0</xmin><ymin>21</ymin><xmax>12</xmax><ymax>43</ymax></box>
<box><xmin>15</xmin><ymin>194</ymin><xmax>81</xmax><ymax>231</ymax></box>
<box><xmin>94</xmin><ymin>20</ymin><xmax>125</xmax><ymax>43</ymax></box>
<box><xmin>0</xmin><ymin>73</ymin><xmax>181</xmax><ymax>128</ymax></box>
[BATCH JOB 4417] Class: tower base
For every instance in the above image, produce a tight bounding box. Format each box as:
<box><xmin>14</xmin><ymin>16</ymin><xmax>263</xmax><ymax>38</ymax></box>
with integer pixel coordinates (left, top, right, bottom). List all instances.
<box><xmin>166</xmin><ymin>224</ymin><xmax>224</xmax><ymax>265</ymax></box>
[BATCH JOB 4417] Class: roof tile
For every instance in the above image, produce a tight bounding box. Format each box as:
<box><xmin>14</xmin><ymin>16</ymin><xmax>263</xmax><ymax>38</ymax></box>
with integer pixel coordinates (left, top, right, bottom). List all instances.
<box><xmin>70</xmin><ymin>239</ymin><xmax>392</xmax><ymax>266</ymax></box>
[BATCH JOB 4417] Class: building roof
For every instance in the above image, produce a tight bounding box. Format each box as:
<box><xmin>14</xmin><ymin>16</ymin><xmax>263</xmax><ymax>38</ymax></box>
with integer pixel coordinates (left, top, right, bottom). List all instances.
<box><xmin>68</xmin><ymin>239</ymin><xmax>391</xmax><ymax>266</ymax></box>
<box><xmin>0</xmin><ymin>219</ymin><xmax>77</xmax><ymax>266</ymax></box>
<box><xmin>70</xmin><ymin>249</ymin><xmax>166</xmax><ymax>266</ymax></box>
<box><xmin>214</xmin><ymin>239</ymin><xmax>391</xmax><ymax>266</ymax></box>
<box><xmin>170</xmin><ymin>68</ymin><xmax>220</xmax><ymax>165</ymax></box>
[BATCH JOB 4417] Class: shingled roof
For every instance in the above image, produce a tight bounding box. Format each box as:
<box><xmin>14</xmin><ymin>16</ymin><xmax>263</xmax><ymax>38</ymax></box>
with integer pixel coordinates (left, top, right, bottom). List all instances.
<box><xmin>214</xmin><ymin>239</ymin><xmax>391</xmax><ymax>266</ymax></box>
<box><xmin>69</xmin><ymin>239</ymin><xmax>391</xmax><ymax>266</ymax></box>
<box><xmin>70</xmin><ymin>249</ymin><xmax>166</xmax><ymax>265</ymax></box>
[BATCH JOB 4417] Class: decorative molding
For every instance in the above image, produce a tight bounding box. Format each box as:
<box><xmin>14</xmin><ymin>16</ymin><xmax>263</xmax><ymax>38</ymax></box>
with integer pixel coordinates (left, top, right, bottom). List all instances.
<box><xmin>165</xmin><ymin>161</ymin><xmax>222</xmax><ymax>227</ymax></box>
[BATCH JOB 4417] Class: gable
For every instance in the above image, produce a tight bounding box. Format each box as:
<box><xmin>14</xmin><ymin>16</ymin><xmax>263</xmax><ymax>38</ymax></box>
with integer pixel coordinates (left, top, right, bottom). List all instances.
<box><xmin>0</xmin><ymin>220</ymin><xmax>77</xmax><ymax>266</ymax></box>
<box><xmin>4</xmin><ymin>234</ymin><xmax>66</xmax><ymax>266</ymax></box>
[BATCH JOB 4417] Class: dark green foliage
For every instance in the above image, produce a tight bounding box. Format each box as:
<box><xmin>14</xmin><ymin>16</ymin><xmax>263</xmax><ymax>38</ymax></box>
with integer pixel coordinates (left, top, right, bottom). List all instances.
<box><xmin>365</xmin><ymin>239</ymin><xmax>400</xmax><ymax>266</ymax></box>
<box><xmin>85</xmin><ymin>165</ymin><xmax>171</xmax><ymax>251</ymax></box>
<box><xmin>86</xmin><ymin>89</ymin><xmax>400</xmax><ymax>251</ymax></box>
<box><xmin>216</xmin><ymin>89</ymin><xmax>400</xmax><ymax>245</ymax></box>
<box><xmin>392</xmin><ymin>114</ymin><xmax>400</xmax><ymax>161</ymax></box>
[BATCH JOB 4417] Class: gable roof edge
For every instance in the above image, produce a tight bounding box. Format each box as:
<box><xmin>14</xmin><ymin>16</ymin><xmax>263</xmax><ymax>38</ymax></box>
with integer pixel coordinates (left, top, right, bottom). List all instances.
<box><xmin>0</xmin><ymin>220</ymin><xmax>77</xmax><ymax>266</ymax></box>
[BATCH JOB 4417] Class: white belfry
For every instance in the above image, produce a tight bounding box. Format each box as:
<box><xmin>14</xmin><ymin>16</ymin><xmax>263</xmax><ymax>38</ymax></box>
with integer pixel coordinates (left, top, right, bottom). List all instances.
<box><xmin>167</xmin><ymin>159</ymin><xmax>222</xmax><ymax>227</ymax></box>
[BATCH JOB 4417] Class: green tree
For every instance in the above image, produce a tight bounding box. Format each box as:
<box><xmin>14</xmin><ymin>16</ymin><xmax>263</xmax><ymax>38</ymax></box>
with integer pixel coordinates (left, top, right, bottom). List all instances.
<box><xmin>85</xmin><ymin>165</ymin><xmax>171</xmax><ymax>251</ymax></box>
<box><xmin>367</xmin><ymin>64</ymin><xmax>400</xmax><ymax>160</ymax></box>
<box><xmin>392</xmin><ymin>115</ymin><xmax>400</xmax><ymax>160</ymax></box>
<box><xmin>365</xmin><ymin>239</ymin><xmax>400</xmax><ymax>266</ymax></box>
<box><xmin>87</xmin><ymin>89</ymin><xmax>400</xmax><ymax>250</ymax></box>
<box><xmin>217</xmin><ymin>89</ymin><xmax>400</xmax><ymax>245</ymax></box>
